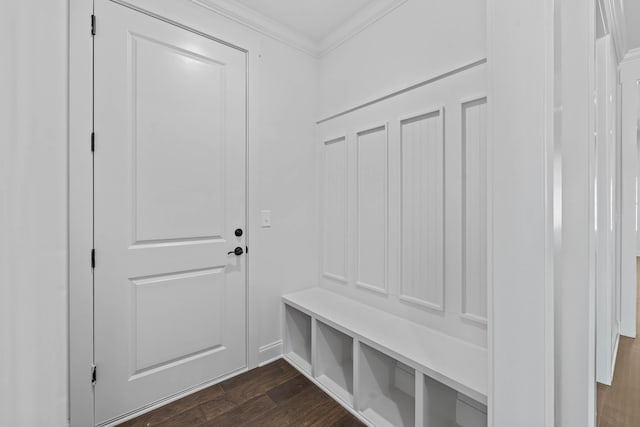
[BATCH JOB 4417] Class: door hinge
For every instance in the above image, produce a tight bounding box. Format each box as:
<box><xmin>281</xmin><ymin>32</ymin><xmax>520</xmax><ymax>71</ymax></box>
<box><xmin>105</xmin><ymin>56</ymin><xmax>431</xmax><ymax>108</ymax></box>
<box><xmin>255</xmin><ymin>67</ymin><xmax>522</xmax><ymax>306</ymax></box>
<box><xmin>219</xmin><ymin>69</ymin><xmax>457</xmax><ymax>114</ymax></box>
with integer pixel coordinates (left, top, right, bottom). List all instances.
<box><xmin>91</xmin><ymin>248</ymin><xmax>95</xmax><ymax>269</ymax></box>
<box><xmin>91</xmin><ymin>132</ymin><xmax>95</xmax><ymax>153</ymax></box>
<box><xmin>91</xmin><ymin>14</ymin><xmax>96</xmax><ymax>36</ymax></box>
<box><xmin>91</xmin><ymin>364</ymin><xmax>97</xmax><ymax>386</ymax></box>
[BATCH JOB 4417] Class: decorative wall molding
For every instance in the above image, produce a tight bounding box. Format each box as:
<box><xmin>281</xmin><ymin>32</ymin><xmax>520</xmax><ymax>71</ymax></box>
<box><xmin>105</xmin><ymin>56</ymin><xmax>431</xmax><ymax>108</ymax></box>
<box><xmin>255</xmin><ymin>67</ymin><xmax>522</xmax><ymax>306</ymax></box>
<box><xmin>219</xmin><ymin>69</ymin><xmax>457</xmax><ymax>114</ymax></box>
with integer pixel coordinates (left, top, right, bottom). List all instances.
<box><xmin>461</xmin><ymin>96</ymin><xmax>488</xmax><ymax>326</ymax></box>
<box><xmin>191</xmin><ymin>0</ymin><xmax>317</xmax><ymax>56</ymax></box>
<box><xmin>319</xmin><ymin>0</ymin><xmax>408</xmax><ymax>56</ymax></box>
<box><xmin>317</xmin><ymin>58</ymin><xmax>487</xmax><ymax>124</ymax></box>
<box><xmin>317</xmin><ymin>61</ymin><xmax>487</xmax><ymax>346</ymax></box>
<box><xmin>398</xmin><ymin>108</ymin><xmax>445</xmax><ymax>311</ymax></box>
<box><xmin>191</xmin><ymin>0</ymin><xmax>407</xmax><ymax>58</ymax></box>
<box><xmin>322</xmin><ymin>136</ymin><xmax>349</xmax><ymax>284</ymax></box>
<box><xmin>355</xmin><ymin>124</ymin><xmax>389</xmax><ymax>295</ymax></box>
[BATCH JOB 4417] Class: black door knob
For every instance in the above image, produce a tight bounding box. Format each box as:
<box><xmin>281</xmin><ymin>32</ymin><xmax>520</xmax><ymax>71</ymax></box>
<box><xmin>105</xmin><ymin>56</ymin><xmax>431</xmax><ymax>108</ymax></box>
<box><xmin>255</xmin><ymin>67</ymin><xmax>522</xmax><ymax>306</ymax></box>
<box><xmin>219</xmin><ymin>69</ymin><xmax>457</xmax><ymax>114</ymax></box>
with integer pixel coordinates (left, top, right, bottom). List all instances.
<box><xmin>228</xmin><ymin>247</ymin><xmax>244</xmax><ymax>256</ymax></box>
<box><xmin>235</xmin><ymin>228</ymin><xmax>243</xmax><ymax>237</ymax></box>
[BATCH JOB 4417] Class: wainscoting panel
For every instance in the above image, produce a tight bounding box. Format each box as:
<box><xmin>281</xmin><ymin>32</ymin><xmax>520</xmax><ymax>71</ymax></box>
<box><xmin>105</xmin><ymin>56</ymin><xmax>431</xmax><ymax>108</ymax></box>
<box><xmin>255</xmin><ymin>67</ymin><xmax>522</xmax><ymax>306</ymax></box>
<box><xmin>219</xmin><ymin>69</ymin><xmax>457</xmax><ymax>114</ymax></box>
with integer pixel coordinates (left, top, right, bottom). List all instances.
<box><xmin>399</xmin><ymin>109</ymin><xmax>444</xmax><ymax>310</ymax></box>
<box><xmin>461</xmin><ymin>98</ymin><xmax>488</xmax><ymax>324</ymax></box>
<box><xmin>322</xmin><ymin>136</ymin><xmax>349</xmax><ymax>283</ymax></box>
<box><xmin>318</xmin><ymin>61</ymin><xmax>488</xmax><ymax>347</ymax></box>
<box><xmin>355</xmin><ymin>125</ymin><xmax>388</xmax><ymax>293</ymax></box>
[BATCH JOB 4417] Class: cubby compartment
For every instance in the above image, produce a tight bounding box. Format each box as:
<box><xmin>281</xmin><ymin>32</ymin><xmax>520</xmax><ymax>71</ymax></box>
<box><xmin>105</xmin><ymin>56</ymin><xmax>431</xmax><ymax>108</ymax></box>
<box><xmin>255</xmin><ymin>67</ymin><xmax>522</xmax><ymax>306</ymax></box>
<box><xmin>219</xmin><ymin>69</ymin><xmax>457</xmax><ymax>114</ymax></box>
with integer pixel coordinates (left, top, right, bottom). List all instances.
<box><xmin>455</xmin><ymin>394</ymin><xmax>487</xmax><ymax>427</ymax></box>
<box><xmin>358</xmin><ymin>343</ymin><xmax>415</xmax><ymax>427</ymax></box>
<box><xmin>315</xmin><ymin>321</ymin><xmax>354</xmax><ymax>404</ymax></box>
<box><xmin>420</xmin><ymin>375</ymin><xmax>458</xmax><ymax>427</ymax></box>
<box><xmin>284</xmin><ymin>304</ymin><xmax>312</xmax><ymax>373</ymax></box>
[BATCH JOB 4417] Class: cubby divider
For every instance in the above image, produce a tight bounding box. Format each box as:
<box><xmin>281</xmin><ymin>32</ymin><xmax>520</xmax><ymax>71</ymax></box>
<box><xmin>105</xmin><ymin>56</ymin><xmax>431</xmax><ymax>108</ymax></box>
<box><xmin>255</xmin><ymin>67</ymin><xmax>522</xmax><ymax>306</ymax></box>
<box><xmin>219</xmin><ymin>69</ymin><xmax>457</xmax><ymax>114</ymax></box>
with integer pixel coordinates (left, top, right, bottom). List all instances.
<box><xmin>315</xmin><ymin>321</ymin><xmax>354</xmax><ymax>405</ymax></box>
<box><xmin>421</xmin><ymin>374</ymin><xmax>458</xmax><ymax>426</ymax></box>
<box><xmin>455</xmin><ymin>393</ymin><xmax>488</xmax><ymax>427</ymax></box>
<box><xmin>284</xmin><ymin>305</ymin><xmax>312</xmax><ymax>373</ymax></box>
<box><xmin>358</xmin><ymin>343</ymin><xmax>415</xmax><ymax>427</ymax></box>
<box><xmin>282</xmin><ymin>289</ymin><xmax>488</xmax><ymax>427</ymax></box>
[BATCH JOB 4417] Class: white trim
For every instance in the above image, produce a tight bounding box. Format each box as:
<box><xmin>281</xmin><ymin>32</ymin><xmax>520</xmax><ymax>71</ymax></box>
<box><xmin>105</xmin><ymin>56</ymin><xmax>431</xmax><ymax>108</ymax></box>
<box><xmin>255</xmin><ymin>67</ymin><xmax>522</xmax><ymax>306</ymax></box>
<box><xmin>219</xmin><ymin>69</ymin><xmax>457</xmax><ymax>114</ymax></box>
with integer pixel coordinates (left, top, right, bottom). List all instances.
<box><xmin>320</xmin><ymin>133</ymin><xmax>349</xmax><ymax>285</ymax></box>
<box><xmin>317</xmin><ymin>58</ymin><xmax>486</xmax><ymax>124</ymax></box>
<box><xmin>460</xmin><ymin>313</ymin><xmax>488</xmax><ymax>327</ymax></box>
<box><xmin>190</xmin><ymin>0</ymin><xmax>317</xmax><ymax>57</ymax></box>
<box><xmin>322</xmin><ymin>272</ymin><xmax>349</xmax><ymax>284</ymax></box>
<box><xmin>459</xmin><ymin>96</ymin><xmax>489</xmax><ymax>326</ymax></box>
<box><xmin>190</xmin><ymin>0</ymin><xmax>408</xmax><ymax>58</ymax></box>
<box><xmin>354</xmin><ymin>122</ymin><xmax>389</xmax><ymax>296</ymax></box>
<box><xmin>397</xmin><ymin>106</ymin><xmax>444</xmax><ymax>125</ymax></box>
<box><xmin>397</xmin><ymin>107</ymin><xmax>446</xmax><ymax>312</ymax></box>
<box><xmin>555</xmin><ymin>0</ymin><xmax>598</xmax><ymax>425</ymax></box>
<box><xmin>459</xmin><ymin>94</ymin><xmax>488</xmax><ymax>107</ymax></box>
<box><xmin>487</xmin><ymin>0</ymin><xmax>557</xmax><ymax>425</ymax></box>
<box><xmin>69</xmin><ymin>0</ymin><xmax>95</xmax><ymax>426</ymax></box>
<box><xmin>610</xmin><ymin>333</ymin><xmax>620</xmax><ymax>382</ymax></box>
<box><xmin>257</xmin><ymin>341</ymin><xmax>283</xmax><ymax>367</ymax></box>
<box><xmin>619</xmin><ymin>60</ymin><xmax>640</xmax><ymax>338</ymax></box>
<box><xmin>319</xmin><ymin>0</ymin><xmax>407</xmax><ymax>55</ymax></box>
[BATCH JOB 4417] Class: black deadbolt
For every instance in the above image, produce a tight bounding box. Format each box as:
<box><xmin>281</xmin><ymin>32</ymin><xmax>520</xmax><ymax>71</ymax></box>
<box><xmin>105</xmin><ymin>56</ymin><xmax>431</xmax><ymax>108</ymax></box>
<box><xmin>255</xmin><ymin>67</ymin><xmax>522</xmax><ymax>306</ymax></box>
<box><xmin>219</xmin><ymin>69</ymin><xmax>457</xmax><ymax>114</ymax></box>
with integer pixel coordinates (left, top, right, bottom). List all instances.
<box><xmin>228</xmin><ymin>247</ymin><xmax>244</xmax><ymax>256</ymax></box>
<box><xmin>235</xmin><ymin>228</ymin><xmax>243</xmax><ymax>237</ymax></box>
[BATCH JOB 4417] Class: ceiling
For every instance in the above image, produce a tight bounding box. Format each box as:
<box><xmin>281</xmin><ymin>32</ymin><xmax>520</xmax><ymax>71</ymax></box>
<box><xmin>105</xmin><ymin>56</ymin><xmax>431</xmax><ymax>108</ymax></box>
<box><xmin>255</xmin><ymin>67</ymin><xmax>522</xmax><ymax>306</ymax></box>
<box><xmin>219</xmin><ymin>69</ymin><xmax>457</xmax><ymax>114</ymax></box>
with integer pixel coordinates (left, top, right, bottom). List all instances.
<box><xmin>234</xmin><ymin>0</ymin><xmax>377</xmax><ymax>42</ymax></box>
<box><xmin>192</xmin><ymin>0</ymin><xmax>407</xmax><ymax>56</ymax></box>
<box><xmin>623</xmin><ymin>0</ymin><xmax>640</xmax><ymax>50</ymax></box>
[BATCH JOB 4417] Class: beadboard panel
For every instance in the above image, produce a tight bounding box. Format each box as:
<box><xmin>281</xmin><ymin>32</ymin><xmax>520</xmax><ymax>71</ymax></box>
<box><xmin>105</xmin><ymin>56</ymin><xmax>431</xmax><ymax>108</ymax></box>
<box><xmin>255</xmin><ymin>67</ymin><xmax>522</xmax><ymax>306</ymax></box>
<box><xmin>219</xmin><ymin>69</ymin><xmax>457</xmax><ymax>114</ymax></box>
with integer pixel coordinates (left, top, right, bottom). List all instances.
<box><xmin>355</xmin><ymin>125</ymin><xmax>389</xmax><ymax>294</ymax></box>
<box><xmin>322</xmin><ymin>136</ymin><xmax>349</xmax><ymax>283</ymax></box>
<box><xmin>399</xmin><ymin>110</ymin><xmax>445</xmax><ymax>310</ymax></box>
<box><xmin>318</xmin><ymin>62</ymin><xmax>488</xmax><ymax>347</ymax></box>
<box><xmin>461</xmin><ymin>97</ymin><xmax>488</xmax><ymax>324</ymax></box>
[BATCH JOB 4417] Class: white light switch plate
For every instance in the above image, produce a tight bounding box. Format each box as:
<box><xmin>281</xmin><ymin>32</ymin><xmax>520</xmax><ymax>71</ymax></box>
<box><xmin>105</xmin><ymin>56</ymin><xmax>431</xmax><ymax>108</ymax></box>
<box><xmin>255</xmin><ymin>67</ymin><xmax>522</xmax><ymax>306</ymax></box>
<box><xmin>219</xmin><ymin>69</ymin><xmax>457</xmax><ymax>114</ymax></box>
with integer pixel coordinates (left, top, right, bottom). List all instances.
<box><xmin>260</xmin><ymin>210</ymin><xmax>272</xmax><ymax>228</ymax></box>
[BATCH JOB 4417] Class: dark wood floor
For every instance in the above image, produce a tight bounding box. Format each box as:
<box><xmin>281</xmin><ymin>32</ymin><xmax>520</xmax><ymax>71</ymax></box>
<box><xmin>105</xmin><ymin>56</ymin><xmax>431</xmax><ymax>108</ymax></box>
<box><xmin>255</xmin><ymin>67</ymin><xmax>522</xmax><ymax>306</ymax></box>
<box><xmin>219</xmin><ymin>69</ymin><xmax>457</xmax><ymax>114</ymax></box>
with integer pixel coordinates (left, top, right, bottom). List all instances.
<box><xmin>118</xmin><ymin>358</ymin><xmax>364</xmax><ymax>427</ymax></box>
<box><xmin>596</xmin><ymin>258</ymin><xmax>640</xmax><ymax>427</ymax></box>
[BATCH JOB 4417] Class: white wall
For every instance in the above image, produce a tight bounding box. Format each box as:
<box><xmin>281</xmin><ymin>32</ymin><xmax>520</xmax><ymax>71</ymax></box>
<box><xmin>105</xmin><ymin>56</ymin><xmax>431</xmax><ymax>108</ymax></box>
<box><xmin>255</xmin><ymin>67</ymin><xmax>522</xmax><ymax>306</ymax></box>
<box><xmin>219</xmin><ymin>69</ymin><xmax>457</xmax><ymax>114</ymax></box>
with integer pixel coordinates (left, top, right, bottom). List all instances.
<box><xmin>249</xmin><ymin>35</ymin><xmax>319</xmax><ymax>361</ymax></box>
<box><xmin>2</xmin><ymin>0</ymin><xmax>319</xmax><ymax>425</ymax></box>
<box><xmin>488</xmin><ymin>0</ymin><xmax>558</xmax><ymax>424</ymax></box>
<box><xmin>318</xmin><ymin>0</ymin><xmax>486</xmax><ymax>119</ymax></box>
<box><xmin>0</xmin><ymin>2</ymin><xmax>69</xmax><ymax>426</ymax></box>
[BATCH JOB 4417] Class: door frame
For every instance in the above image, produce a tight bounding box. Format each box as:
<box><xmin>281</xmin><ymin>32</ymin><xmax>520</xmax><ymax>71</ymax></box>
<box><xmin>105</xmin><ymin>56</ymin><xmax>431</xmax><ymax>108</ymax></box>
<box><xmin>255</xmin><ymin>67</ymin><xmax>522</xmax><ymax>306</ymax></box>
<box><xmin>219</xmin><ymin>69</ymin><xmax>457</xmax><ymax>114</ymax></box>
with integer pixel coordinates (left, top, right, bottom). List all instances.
<box><xmin>620</xmin><ymin>54</ymin><xmax>640</xmax><ymax>339</ymax></box>
<box><xmin>69</xmin><ymin>1</ymin><xmax>252</xmax><ymax>425</ymax></box>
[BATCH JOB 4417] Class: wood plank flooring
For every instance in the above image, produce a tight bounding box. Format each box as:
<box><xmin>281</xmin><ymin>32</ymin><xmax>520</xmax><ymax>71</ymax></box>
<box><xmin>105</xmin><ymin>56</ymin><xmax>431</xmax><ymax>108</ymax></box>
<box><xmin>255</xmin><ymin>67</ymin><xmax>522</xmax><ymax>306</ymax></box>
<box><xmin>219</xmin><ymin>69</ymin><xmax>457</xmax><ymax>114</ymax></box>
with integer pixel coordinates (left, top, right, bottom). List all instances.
<box><xmin>596</xmin><ymin>258</ymin><xmax>640</xmax><ymax>427</ymax></box>
<box><xmin>117</xmin><ymin>359</ymin><xmax>364</xmax><ymax>427</ymax></box>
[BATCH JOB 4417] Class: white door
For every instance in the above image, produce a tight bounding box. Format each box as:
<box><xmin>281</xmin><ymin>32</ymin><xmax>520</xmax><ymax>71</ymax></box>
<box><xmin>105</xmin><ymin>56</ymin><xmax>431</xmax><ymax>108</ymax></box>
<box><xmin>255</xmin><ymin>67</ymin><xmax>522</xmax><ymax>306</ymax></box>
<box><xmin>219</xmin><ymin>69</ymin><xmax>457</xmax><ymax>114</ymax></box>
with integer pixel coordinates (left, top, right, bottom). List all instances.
<box><xmin>93</xmin><ymin>0</ymin><xmax>247</xmax><ymax>423</ymax></box>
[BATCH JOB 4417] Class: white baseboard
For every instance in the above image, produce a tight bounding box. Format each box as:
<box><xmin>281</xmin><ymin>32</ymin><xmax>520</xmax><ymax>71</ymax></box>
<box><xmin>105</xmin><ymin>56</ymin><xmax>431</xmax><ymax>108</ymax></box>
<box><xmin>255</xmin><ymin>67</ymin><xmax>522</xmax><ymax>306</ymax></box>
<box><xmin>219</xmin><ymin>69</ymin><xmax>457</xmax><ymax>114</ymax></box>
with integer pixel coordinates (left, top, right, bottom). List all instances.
<box><xmin>610</xmin><ymin>333</ymin><xmax>620</xmax><ymax>382</ymax></box>
<box><xmin>258</xmin><ymin>340</ymin><xmax>283</xmax><ymax>366</ymax></box>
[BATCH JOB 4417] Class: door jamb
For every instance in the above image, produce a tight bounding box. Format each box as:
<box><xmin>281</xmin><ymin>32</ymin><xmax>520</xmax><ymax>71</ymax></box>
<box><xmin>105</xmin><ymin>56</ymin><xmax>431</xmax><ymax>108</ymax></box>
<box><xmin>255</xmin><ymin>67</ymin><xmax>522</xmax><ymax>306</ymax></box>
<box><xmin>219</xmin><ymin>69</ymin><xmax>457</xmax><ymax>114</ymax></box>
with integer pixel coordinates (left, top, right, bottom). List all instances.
<box><xmin>69</xmin><ymin>1</ymin><xmax>251</xmax><ymax>425</ymax></box>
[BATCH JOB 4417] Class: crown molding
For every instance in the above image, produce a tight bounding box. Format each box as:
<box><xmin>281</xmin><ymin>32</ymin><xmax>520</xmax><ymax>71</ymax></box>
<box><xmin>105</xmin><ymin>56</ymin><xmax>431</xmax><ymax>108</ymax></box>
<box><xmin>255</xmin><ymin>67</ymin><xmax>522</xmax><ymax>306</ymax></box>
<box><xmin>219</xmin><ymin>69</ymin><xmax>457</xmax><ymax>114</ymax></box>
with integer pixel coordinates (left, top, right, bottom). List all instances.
<box><xmin>319</xmin><ymin>0</ymin><xmax>408</xmax><ymax>55</ymax></box>
<box><xmin>191</xmin><ymin>0</ymin><xmax>319</xmax><ymax>57</ymax></box>
<box><xmin>191</xmin><ymin>0</ymin><xmax>408</xmax><ymax>58</ymax></box>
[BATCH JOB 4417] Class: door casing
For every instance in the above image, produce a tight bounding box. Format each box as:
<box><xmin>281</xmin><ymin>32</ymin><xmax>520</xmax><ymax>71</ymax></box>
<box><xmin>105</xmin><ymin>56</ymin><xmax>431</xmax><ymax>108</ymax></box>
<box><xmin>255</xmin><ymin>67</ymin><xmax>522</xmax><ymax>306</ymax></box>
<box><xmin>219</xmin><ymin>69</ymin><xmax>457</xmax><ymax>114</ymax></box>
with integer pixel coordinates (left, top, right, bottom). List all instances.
<box><xmin>69</xmin><ymin>1</ymin><xmax>253</xmax><ymax>425</ymax></box>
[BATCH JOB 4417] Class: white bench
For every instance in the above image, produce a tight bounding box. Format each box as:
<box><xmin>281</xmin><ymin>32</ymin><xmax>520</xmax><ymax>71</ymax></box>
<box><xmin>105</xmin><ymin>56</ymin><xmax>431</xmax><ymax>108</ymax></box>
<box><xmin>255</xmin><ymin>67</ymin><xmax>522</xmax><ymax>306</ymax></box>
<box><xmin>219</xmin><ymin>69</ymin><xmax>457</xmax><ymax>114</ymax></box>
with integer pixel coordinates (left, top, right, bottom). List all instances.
<box><xmin>282</xmin><ymin>287</ymin><xmax>488</xmax><ymax>427</ymax></box>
